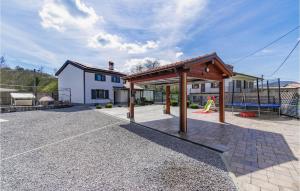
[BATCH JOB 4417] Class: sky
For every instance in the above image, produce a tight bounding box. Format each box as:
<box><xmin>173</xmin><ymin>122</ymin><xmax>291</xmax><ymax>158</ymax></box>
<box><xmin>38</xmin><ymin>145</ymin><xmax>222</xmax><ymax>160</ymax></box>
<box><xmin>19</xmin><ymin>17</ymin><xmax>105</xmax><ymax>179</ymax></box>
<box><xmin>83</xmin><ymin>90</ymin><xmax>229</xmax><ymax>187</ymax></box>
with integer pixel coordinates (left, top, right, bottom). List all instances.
<box><xmin>1</xmin><ymin>0</ymin><xmax>299</xmax><ymax>81</ymax></box>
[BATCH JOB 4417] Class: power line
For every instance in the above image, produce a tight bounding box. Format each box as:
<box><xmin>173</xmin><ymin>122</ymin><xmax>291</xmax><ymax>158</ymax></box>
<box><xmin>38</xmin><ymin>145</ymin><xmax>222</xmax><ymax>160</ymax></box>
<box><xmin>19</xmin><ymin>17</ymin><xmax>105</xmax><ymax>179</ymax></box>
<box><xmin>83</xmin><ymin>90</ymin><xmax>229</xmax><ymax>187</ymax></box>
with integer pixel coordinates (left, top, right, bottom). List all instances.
<box><xmin>268</xmin><ymin>39</ymin><xmax>300</xmax><ymax>77</ymax></box>
<box><xmin>233</xmin><ymin>26</ymin><xmax>300</xmax><ymax>64</ymax></box>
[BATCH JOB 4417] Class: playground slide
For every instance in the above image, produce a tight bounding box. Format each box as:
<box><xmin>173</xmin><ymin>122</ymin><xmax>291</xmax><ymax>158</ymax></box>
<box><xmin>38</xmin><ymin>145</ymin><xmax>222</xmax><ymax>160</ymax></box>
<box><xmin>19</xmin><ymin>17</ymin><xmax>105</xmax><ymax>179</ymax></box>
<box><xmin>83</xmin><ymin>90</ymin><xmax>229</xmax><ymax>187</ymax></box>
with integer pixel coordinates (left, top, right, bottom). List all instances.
<box><xmin>204</xmin><ymin>100</ymin><xmax>213</xmax><ymax>112</ymax></box>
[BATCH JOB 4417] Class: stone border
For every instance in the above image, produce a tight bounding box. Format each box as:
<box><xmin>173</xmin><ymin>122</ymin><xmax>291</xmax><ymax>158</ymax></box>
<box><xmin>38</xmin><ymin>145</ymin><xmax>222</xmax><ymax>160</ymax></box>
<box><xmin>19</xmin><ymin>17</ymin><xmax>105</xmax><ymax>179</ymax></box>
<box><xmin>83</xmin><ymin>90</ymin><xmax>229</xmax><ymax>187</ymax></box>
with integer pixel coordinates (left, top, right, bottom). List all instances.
<box><xmin>0</xmin><ymin>105</ymin><xmax>72</xmax><ymax>113</ymax></box>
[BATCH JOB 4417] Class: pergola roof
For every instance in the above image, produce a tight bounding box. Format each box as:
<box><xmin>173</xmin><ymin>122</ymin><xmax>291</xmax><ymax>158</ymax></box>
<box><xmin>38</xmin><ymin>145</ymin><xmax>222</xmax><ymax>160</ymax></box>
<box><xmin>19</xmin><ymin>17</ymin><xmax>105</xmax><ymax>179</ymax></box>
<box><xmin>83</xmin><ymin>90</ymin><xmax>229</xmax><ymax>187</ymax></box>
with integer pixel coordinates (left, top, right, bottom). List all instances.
<box><xmin>123</xmin><ymin>52</ymin><xmax>233</xmax><ymax>84</ymax></box>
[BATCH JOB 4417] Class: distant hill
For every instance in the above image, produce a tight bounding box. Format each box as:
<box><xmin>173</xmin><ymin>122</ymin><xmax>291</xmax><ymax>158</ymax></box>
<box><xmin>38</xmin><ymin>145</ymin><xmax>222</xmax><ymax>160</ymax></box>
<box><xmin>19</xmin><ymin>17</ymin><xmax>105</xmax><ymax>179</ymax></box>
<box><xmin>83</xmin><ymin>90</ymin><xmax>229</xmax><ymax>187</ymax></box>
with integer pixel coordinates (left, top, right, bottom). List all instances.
<box><xmin>268</xmin><ymin>81</ymin><xmax>300</xmax><ymax>87</ymax></box>
<box><xmin>0</xmin><ymin>67</ymin><xmax>58</xmax><ymax>92</ymax></box>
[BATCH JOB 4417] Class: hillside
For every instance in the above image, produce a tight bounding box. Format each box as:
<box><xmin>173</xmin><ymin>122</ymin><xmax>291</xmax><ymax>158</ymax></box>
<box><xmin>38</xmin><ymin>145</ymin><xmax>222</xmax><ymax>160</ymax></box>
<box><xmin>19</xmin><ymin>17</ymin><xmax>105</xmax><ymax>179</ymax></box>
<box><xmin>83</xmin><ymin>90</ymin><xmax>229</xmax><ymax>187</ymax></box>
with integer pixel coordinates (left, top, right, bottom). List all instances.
<box><xmin>0</xmin><ymin>67</ymin><xmax>58</xmax><ymax>92</ymax></box>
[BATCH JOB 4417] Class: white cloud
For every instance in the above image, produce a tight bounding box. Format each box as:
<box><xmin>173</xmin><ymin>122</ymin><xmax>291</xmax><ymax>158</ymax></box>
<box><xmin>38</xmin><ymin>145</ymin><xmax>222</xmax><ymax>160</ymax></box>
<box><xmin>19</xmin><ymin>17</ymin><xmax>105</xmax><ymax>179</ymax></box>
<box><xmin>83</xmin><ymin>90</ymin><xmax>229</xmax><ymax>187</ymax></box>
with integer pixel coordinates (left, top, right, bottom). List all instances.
<box><xmin>152</xmin><ymin>0</ymin><xmax>207</xmax><ymax>46</ymax></box>
<box><xmin>39</xmin><ymin>0</ymin><xmax>101</xmax><ymax>31</ymax></box>
<box><xmin>122</xmin><ymin>57</ymin><xmax>170</xmax><ymax>73</ymax></box>
<box><xmin>36</xmin><ymin>0</ymin><xmax>208</xmax><ymax>71</ymax></box>
<box><xmin>255</xmin><ymin>48</ymin><xmax>274</xmax><ymax>56</ymax></box>
<box><xmin>2</xmin><ymin>22</ymin><xmax>59</xmax><ymax>67</ymax></box>
<box><xmin>175</xmin><ymin>51</ymin><xmax>183</xmax><ymax>58</ymax></box>
<box><xmin>88</xmin><ymin>32</ymin><xmax>159</xmax><ymax>54</ymax></box>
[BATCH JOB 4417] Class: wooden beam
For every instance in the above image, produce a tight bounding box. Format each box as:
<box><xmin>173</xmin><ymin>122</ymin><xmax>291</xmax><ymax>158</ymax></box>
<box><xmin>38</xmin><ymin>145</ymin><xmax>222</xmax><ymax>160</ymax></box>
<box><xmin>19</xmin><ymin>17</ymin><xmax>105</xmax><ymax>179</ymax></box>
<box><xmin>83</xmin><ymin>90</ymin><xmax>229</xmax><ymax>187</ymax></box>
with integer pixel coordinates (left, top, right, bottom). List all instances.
<box><xmin>219</xmin><ymin>79</ymin><xmax>225</xmax><ymax>123</ymax></box>
<box><xmin>129</xmin><ymin>82</ymin><xmax>135</xmax><ymax>120</ymax></box>
<box><xmin>166</xmin><ymin>85</ymin><xmax>170</xmax><ymax>114</ymax></box>
<box><xmin>129</xmin><ymin>72</ymin><xmax>177</xmax><ymax>83</ymax></box>
<box><xmin>179</xmin><ymin>72</ymin><xmax>187</xmax><ymax>133</ymax></box>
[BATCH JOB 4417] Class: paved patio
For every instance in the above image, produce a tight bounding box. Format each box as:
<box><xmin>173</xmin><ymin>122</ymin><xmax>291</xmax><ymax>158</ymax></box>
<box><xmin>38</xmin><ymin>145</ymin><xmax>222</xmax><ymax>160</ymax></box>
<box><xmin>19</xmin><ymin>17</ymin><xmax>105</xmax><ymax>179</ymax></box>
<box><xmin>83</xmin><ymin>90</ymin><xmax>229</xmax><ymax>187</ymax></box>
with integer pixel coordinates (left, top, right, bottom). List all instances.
<box><xmin>99</xmin><ymin>105</ymin><xmax>300</xmax><ymax>191</ymax></box>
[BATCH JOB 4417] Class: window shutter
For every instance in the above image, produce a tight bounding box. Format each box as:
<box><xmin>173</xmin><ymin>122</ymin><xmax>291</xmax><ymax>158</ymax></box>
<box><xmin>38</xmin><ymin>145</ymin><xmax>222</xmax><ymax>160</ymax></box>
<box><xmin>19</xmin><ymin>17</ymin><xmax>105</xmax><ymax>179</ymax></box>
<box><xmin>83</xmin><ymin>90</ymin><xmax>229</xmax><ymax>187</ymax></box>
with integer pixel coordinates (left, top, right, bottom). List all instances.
<box><xmin>91</xmin><ymin>90</ymin><xmax>96</xmax><ymax>99</ymax></box>
<box><xmin>105</xmin><ymin>90</ymin><xmax>109</xmax><ymax>99</ymax></box>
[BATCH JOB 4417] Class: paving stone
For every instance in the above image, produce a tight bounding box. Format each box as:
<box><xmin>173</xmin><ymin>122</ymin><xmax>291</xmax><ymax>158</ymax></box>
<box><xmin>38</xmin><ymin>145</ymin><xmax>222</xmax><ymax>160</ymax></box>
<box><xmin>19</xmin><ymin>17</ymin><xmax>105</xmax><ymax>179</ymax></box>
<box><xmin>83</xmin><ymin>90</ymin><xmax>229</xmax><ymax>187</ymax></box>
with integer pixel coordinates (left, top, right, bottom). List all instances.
<box><xmin>98</xmin><ymin>106</ymin><xmax>300</xmax><ymax>191</ymax></box>
<box><xmin>251</xmin><ymin>178</ymin><xmax>280</xmax><ymax>191</ymax></box>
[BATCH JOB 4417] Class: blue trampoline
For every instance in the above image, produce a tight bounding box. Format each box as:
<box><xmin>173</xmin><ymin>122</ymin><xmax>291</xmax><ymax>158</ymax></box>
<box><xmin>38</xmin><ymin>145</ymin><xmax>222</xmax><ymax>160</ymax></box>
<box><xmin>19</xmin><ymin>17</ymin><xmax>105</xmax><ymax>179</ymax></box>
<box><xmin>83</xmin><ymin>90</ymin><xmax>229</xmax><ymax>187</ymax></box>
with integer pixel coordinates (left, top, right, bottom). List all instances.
<box><xmin>229</xmin><ymin>78</ymin><xmax>282</xmax><ymax>116</ymax></box>
<box><xmin>226</xmin><ymin>103</ymin><xmax>281</xmax><ymax>108</ymax></box>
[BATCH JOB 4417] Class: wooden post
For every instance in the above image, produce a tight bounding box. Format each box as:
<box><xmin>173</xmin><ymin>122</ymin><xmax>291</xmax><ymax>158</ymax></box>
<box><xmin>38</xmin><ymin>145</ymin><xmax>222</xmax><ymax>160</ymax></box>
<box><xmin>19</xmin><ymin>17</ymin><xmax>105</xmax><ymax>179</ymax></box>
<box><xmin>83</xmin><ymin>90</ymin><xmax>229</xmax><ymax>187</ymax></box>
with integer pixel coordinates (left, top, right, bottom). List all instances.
<box><xmin>129</xmin><ymin>82</ymin><xmax>135</xmax><ymax>119</ymax></box>
<box><xmin>267</xmin><ymin>80</ymin><xmax>270</xmax><ymax>104</ymax></box>
<box><xmin>256</xmin><ymin>78</ymin><xmax>261</xmax><ymax>116</ymax></box>
<box><xmin>219</xmin><ymin>79</ymin><xmax>225</xmax><ymax>123</ymax></box>
<box><xmin>166</xmin><ymin>85</ymin><xmax>171</xmax><ymax>114</ymax></box>
<box><xmin>179</xmin><ymin>72</ymin><xmax>187</xmax><ymax>133</ymax></box>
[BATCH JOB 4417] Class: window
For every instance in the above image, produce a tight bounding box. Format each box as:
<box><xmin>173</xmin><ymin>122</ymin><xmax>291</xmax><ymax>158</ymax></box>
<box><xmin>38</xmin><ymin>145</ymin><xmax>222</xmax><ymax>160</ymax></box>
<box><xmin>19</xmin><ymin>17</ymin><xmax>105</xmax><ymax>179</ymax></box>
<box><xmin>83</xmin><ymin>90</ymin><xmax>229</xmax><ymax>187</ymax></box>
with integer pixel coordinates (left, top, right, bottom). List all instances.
<box><xmin>192</xmin><ymin>84</ymin><xmax>199</xmax><ymax>89</ymax></box>
<box><xmin>91</xmin><ymin>89</ymin><xmax>109</xmax><ymax>99</ymax></box>
<box><xmin>95</xmin><ymin>74</ymin><xmax>106</xmax><ymax>81</ymax></box>
<box><xmin>236</xmin><ymin>80</ymin><xmax>242</xmax><ymax>88</ymax></box>
<box><xmin>201</xmin><ymin>83</ymin><xmax>205</xmax><ymax>92</ymax></box>
<box><xmin>211</xmin><ymin>82</ymin><xmax>219</xmax><ymax>88</ymax></box>
<box><xmin>111</xmin><ymin>75</ymin><xmax>120</xmax><ymax>83</ymax></box>
<box><xmin>244</xmin><ymin>80</ymin><xmax>248</xmax><ymax>89</ymax></box>
<box><xmin>248</xmin><ymin>81</ymin><xmax>254</xmax><ymax>89</ymax></box>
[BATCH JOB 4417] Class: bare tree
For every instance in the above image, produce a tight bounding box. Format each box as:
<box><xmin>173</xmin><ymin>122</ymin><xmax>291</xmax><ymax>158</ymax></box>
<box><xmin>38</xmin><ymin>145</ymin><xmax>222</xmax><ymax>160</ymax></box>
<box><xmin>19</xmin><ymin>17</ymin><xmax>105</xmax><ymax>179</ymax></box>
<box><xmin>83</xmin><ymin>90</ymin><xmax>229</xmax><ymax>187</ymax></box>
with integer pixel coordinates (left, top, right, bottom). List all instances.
<box><xmin>0</xmin><ymin>55</ymin><xmax>8</xmax><ymax>68</ymax></box>
<box><xmin>130</xmin><ymin>59</ymin><xmax>160</xmax><ymax>73</ymax></box>
<box><xmin>144</xmin><ymin>59</ymin><xmax>160</xmax><ymax>69</ymax></box>
<box><xmin>38</xmin><ymin>66</ymin><xmax>44</xmax><ymax>73</ymax></box>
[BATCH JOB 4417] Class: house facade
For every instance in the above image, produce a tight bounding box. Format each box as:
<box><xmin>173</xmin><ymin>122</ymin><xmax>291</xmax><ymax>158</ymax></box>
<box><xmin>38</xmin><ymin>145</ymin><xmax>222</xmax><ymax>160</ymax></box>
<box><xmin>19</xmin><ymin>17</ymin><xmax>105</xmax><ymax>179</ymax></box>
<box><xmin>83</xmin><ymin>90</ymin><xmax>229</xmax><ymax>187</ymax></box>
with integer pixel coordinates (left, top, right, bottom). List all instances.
<box><xmin>56</xmin><ymin>60</ymin><xmax>127</xmax><ymax>104</ymax></box>
<box><xmin>188</xmin><ymin>72</ymin><xmax>259</xmax><ymax>105</ymax></box>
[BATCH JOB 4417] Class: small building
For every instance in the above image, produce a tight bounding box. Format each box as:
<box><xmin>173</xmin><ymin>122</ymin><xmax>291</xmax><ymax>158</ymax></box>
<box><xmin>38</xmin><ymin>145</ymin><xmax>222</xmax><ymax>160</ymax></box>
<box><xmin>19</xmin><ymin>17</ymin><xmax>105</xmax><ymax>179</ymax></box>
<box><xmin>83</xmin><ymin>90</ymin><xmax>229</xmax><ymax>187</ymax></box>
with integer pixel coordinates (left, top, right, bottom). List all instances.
<box><xmin>10</xmin><ymin>93</ymin><xmax>35</xmax><ymax>106</ymax></box>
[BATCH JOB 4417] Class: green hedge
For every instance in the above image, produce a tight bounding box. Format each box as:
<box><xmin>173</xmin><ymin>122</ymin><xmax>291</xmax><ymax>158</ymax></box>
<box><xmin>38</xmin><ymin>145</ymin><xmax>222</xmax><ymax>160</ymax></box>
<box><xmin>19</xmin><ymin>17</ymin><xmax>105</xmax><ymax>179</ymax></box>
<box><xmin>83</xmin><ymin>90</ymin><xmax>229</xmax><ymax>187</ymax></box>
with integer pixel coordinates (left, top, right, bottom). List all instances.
<box><xmin>189</xmin><ymin>103</ymin><xmax>199</xmax><ymax>109</ymax></box>
<box><xmin>171</xmin><ymin>100</ymin><xmax>178</xmax><ymax>106</ymax></box>
<box><xmin>96</xmin><ymin>105</ymin><xmax>102</xmax><ymax>109</ymax></box>
<box><xmin>105</xmin><ymin>103</ymin><xmax>113</xmax><ymax>108</ymax></box>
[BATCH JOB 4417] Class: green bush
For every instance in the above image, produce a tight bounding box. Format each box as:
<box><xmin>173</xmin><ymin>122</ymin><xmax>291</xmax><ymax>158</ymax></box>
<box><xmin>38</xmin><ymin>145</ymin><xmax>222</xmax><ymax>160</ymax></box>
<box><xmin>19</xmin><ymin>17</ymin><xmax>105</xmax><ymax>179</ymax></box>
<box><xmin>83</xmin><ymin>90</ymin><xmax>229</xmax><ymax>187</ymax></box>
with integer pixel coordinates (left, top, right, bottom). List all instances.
<box><xmin>96</xmin><ymin>105</ymin><xmax>102</xmax><ymax>109</ymax></box>
<box><xmin>190</xmin><ymin>103</ymin><xmax>199</xmax><ymax>109</ymax></box>
<box><xmin>105</xmin><ymin>103</ymin><xmax>113</xmax><ymax>108</ymax></box>
<box><xmin>187</xmin><ymin>100</ymin><xmax>190</xmax><ymax>107</ymax></box>
<box><xmin>171</xmin><ymin>100</ymin><xmax>178</xmax><ymax>106</ymax></box>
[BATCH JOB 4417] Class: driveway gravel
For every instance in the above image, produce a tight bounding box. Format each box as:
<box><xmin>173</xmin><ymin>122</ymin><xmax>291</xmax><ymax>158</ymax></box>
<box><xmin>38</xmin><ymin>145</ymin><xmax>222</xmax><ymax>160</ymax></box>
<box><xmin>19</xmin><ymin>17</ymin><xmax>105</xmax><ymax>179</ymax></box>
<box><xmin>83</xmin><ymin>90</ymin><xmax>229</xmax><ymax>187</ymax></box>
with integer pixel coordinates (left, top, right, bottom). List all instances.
<box><xmin>1</xmin><ymin>106</ymin><xmax>236</xmax><ymax>190</ymax></box>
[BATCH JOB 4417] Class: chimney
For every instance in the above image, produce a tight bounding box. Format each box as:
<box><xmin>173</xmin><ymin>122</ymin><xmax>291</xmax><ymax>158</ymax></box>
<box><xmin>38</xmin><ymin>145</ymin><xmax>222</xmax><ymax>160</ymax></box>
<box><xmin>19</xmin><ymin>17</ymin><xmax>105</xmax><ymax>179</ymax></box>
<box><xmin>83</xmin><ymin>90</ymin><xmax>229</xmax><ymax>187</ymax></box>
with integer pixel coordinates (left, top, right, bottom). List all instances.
<box><xmin>108</xmin><ymin>61</ymin><xmax>114</xmax><ymax>70</ymax></box>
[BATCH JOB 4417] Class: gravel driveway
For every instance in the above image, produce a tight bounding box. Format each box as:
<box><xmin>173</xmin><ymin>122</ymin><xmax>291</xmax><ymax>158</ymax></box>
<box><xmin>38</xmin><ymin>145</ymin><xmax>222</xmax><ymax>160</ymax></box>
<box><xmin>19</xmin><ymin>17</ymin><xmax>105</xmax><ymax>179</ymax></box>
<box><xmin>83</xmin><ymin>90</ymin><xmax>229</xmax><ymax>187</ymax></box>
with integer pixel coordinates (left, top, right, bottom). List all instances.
<box><xmin>1</xmin><ymin>106</ymin><xmax>236</xmax><ymax>190</ymax></box>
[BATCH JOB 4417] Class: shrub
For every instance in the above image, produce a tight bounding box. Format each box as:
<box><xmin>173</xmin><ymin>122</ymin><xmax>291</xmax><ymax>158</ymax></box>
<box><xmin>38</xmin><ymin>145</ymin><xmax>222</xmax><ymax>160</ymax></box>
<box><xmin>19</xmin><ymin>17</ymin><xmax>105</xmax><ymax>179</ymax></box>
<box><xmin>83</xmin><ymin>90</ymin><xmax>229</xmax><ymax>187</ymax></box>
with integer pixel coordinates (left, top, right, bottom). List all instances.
<box><xmin>171</xmin><ymin>100</ymin><xmax>178</xmax><ymax>106</ymax></box>
<box><xmin>187</xmin><ymin>100</ymin><xmax>190</xmax><ymax>107</ymax></box>
<box><xmin>105</xmin><ymin>103</ymin><xmax>113</xmax><ymax>108</ymax></box>
<box><xmin>190</xmin><ymin>103</ymin><xmax>199</xmax><ymax>109</ymax></box>
<box><xmin>96</xmin><ymin>105</ymin><xmax>102</xmax><ymax>109</ymax></box>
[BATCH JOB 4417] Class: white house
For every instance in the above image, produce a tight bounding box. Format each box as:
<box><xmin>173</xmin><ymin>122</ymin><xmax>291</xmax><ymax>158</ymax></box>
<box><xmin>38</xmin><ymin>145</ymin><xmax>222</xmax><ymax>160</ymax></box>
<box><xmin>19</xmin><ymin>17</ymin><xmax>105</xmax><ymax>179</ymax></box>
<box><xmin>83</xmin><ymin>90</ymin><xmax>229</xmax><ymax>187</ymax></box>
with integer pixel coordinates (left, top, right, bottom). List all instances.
<box><xmin>55</xmin><ymin>60</ymin><xmax>127</xmax><ymax>104</ymax></box>
<box><xmin>188</xmin><ymin>72</ymin><xmax>260</xmax><ymax>105</ymax></box>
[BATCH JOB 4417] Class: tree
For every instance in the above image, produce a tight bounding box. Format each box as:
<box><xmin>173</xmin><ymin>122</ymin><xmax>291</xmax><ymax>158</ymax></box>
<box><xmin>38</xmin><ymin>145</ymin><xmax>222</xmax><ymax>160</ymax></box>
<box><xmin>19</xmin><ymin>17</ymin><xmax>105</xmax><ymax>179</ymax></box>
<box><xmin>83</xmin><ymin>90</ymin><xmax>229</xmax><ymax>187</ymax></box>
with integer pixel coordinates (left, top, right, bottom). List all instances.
<box><xmin>15</xmin><ymin>66</ymin><xmax>24</xmax><ymax>71</ymax></box>
<box><xmin>38</xmin><ymin>66</ymin><xmax>44</xmax><ymax>73</ymax></box>
<box><xmin>0</xmin><ymin>55</ymin><xmax>8</xmax><ymax>68</ymax></box>
<box><xmin>144</xmin><ymin>59</ymin><xmax>160</xmax><ymax>69</ymax></box>
<box><xmin>130</xmin><ymin>59</ymin><xmax>160</xmax><ymax>73</ymax></box>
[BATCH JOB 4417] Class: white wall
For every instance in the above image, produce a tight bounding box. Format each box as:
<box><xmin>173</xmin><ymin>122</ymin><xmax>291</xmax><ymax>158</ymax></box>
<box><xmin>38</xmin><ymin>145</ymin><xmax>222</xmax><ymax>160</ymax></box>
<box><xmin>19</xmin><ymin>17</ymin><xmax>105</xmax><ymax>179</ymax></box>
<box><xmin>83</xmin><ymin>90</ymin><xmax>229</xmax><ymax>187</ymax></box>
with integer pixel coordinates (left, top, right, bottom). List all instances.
<box><xmin>58</xmin><ymin>64</ymin><xmax>84</xmax><ymax>103</ymax></box>
<box><xmin>114</xmin><ymin>89</ymin><xmax>128</xmax><ymax>104</ymax></box>
<box><xmin>188</xmin><ymin>78</ymin><xmax>249</xmax><ymax>94</ymax></box>
<box><xmin>84</xmin><ymin>72</ymin><xmax>124</xmax><ymax>104</ymax></box>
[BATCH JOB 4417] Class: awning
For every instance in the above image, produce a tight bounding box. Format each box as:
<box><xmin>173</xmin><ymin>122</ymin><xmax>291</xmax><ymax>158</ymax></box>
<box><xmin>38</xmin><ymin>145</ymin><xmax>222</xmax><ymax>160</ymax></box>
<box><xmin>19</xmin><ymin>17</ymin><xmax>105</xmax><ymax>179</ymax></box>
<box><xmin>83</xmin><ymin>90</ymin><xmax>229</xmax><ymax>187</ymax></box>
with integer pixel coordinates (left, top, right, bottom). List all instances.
<box><xmin>10</xmin><ymin>93</ymin><xmax>35</xmax><ymax>99</ymax></box>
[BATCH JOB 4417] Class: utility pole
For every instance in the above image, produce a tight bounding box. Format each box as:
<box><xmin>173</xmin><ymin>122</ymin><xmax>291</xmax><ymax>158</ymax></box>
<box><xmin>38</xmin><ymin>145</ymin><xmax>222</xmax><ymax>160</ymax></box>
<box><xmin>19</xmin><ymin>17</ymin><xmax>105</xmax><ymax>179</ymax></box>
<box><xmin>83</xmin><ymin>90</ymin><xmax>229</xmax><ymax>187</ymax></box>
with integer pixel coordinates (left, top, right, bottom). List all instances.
<box><xmin>261</xmin><ymin>75</ymin><xmax>264</xmax><ymax>91</ymax></box>
<box><xmin>33</xmin><ymin>69</ymin><xmax>37</xmax><ymax>106</ymax></box>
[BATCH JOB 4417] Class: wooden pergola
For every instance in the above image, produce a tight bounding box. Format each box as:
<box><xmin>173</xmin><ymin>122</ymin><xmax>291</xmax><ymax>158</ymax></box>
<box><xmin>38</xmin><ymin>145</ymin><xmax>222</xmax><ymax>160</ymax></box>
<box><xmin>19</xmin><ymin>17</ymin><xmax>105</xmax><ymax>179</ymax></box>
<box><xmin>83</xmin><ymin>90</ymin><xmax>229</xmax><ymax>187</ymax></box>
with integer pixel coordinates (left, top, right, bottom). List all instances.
<box><xmin>123</xmin><ymin>52</ymin><xmax>233</xmax><ymax>133</ymax></box>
